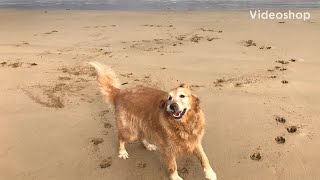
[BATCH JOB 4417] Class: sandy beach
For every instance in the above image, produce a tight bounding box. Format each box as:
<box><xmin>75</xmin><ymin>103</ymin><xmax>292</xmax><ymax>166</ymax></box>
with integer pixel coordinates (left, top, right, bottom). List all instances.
<box><xmin>0</xmin><ymin>9</ymin><xmax>320</xmax><ymax>180</ymax></box>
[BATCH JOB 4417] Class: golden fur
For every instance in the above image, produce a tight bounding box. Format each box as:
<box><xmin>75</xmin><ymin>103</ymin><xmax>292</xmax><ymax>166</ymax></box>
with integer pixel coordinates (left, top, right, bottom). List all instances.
<box><xmin>89</xmin><ymin>62</ymin><xmax>216</xmax><ymax>180</ymax></box>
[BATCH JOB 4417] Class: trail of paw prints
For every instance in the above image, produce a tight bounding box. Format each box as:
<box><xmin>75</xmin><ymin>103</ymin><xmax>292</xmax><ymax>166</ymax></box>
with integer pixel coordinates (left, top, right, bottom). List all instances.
<box><xmin>83</xmin><ymin>24</ymin><xmax>117</xmax><ymax>29</ymax></box>
<box><xmin>142</xmin><ymin>24</ymin><xmax>174</xmax><ymax>28</ymax></box>
<box><xmin>1</xmin><ymin>61</ymin><xmax>38</xmax><ymax>68</ymax></box>
<box><xmin>33</xmin><ymin>30</ymin><xmax>58</xmax><ymax>37</ymax></box>
<box><xmin>249</xmin><ymin>115</ymin><xmax>300</xmax><ymax>162</ymax></box>
<box><xmin>88</xmin><ymin>136</ymin><xmax>113</xmax><ymax>170</ymax></box>
<box><xmin>212</xmin><ymin>75</ymin><xmax>260</xmax><ymax>89</ymax></box>
<box><xmin>14</xmin><ymin>41</ymin><xmax>30</xmax><ymax>47</ymax></box>
<box><xmin>209</xmin><ymin>57</ymin><xmax>297</xmax><ymax>90</ymax></box>
<box><xmin>22</xmin><ymin>64</ymin><xmax>98</xmax><ymax>108</ymax></box>
<box><xmin>273</xmin><ymin>115</ymin><xmax>299</xmax><ymax>144</ymax></box>
<box><xmin>209</xmin><ymin>56</ymin><xmax>298</xmax><ymax>90</ymax></box>
<box><xmin>98</xmin><ymin>109</ymin><xmax>113</xmax><ymax>135</ymax></box>
<box><xmin>174</xmin><ymin>31</ymin><xmax>220</xmax><ymax>44</ymax></box>
<box><xmin>128</xmin><ymin>26</ymin><xmax>222</xmax><ymax>55</ymax></box>
<box><xmin>173</xmin><ymin>27</ymin><xmax>222</xmax><ymax>43</ymax></box>
<box><xmin>100</xmin><ymin>157</ymin><xmax>112</xmax><ymax>168</ymax></box>
<box><xmin>241</xmin><ymin>40</ymin><xmax>273</xmax><ymax>50</ymax></box>
<box><xmin>118</xmin><ymin>72</ymin><xmax>164</xmax><ymax>88</ymax></box>
<box><xmin>128</xmin><ymin>38</ymin><xmax>183</xmax><ymax>54</ymax></box>
<box><xmin>266</xmin><ymin>58</ymin><xmax>298</xmax><ymax>83</ymax></box>
<box><xmin>89</xmin><ymin>110</ymin><xmax>114</xmax><ymax>170</ymax></box>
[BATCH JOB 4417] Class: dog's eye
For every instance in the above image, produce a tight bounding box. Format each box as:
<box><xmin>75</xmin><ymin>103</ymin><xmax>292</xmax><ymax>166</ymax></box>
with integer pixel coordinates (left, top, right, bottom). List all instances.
<box><xmin>179</xmin><ymin>94</ymin><xmax>185</xmax><ymax>98</ymax></box>
<box><xmin>168</xmin><ymin>96</ymin><xmax>172</xmax><ymax>100</ymax></box>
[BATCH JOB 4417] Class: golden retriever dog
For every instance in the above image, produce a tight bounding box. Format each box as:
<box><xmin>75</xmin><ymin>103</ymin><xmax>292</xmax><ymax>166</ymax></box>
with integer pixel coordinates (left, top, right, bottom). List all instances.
<box><xmin>89</xmin><ymin>62</ymin><xmax>217</xmax><ymax>180</ymax></box>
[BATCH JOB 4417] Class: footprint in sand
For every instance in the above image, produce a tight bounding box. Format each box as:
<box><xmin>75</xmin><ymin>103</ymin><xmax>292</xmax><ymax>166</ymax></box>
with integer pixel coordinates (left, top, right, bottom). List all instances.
<box><xmin>58</xmin><ymin>76</ymin><xmax>72</xmax><ymax>81</ymax></box>
<box><xmin>99</xmin><ymin>110</ymin><xmax>110</xmax><ymax>117</ymax></box>
<box><xmin>178</xmin><ymin>167</ymin><xmax>189</xmax><ymax>177</ymax></box>
<box><xmin>280</xmin><ymin>68</ymin><xmax>287</xmax><ymax>71</ymax></box>
<box><xmin>8</xmin><ymin>62</ymin><xmax>22</xmax><ymax>68</ymax></box>
<box><xmin>275</xmin><ymin>116</ymin><xmax>286</xmax><ymax>123</ymax></box>
<box><xmin>259</xmin><ymin>46</ymin><xmax>272</xmax><ymax>50</ymax></box>
<box><xmin>250</xmin><ymin>152</ymin><xmax>261</xmax><ymax>161</ymax></box>
<box><xmin>29</xmin><ymin>63</ymin><xmax>38</xmax><ymax>66</ymax></box>
<box><xmin>190</xmin><ymin>84</ymin><xmax>206</xmax><ymax>88</ymax></box>
<box><xmin>276</xmin><ymin>60</ymin><xmax>289</xmax><ymax>65</ymax></box>
<box><xmin>275</xmin><ymin>136</ymin><xmax>286</xmax><ymax>144</ymax></box>
<box><xmin>287</xmin><ymin>126</ymin><xmax>297</xmax><ymax>133</ymax></box>
<box><xmin>1</xmin><ymin>62</ymin><xmax>37</xmax><ymax>68</ymax></box>
<box><xmin>44</xmin><ymin>30</ymin><xmax>58</xmax><ymax>35</ymax></box>
<box><xmin>243</xmin><ymin>40</ymin><xmax>257</xmax><ymax>47</ymax></box>
<box><xmin>234</xmin><ymin>82</ymin><xmax>243</xmax><ymax>87</ymax></box>
<box><xmin>199</xmin><ymin>27</ymin><xmax>215</xmax><ymax>32</ymax></box>
<box><xmin>142</xmin><ymin>24</ymin><xmax>162</xmax><ymax>27</ymax></box>
<box><xmin>199</xmin><ymin>27</ymin><xmax>223</xmax><ymax>33</ymax></box>
<box><xmin>137</xmin><ymin>161</ymin><xmax>147</xmax><ymax>168</ymax></box>
<box><xmin>281</xmin><ymin>80</ymin><xmax>289</xmax><ymax>84</ymax></box>
<box><xmin>0</xmin><ymin>62</ymin><xmax>7</xmax><ymax>66</ymax></box>
<box><xmin>190</xmin><ymin>34</ymin><xmax>203</xmax><ymax>43</ymax></box>
<box><xmin>104</xmin><ymin>122</ymin><xmax>112</xmax><ymax>129</ymax></box>
<box><xmin>100</xmin><ymin>157</ymin><xmax>112</xmax><ymax>168</ymax></box>
<box><xmin>207</xmin><ymin>37</ymin><xmax>220</xmax><ymax>41</ymax></box>
<box><xmin>92</xmin><ymin>138</ymin><xmax>104</xmax><ymax>145</ymax></box>
<box><xmin>242</xmin><ymin>40</ymin><xmax>272</xmax><ymax>49</ymax></box>
<box><xmin>214</xmin><ymin>78</ymin><xmax>226</xmax><ymax>87</ymax></box>
<box><xmin>120</xmin><ymin>73</ymin><xmax>133</xmax><ymax>78</ymax></box>
<box><xmin>176</xmin><ymin>35</ymin><xmax>186</xmax><ymax>41</ymax></box>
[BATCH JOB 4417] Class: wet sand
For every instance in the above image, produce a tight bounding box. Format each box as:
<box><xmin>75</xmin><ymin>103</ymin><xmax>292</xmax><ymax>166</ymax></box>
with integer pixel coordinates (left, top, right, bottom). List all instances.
<box><xmin>0</xmin><ymin>9</ymin><xmax>320</xmax><ymax>180</ymax></box>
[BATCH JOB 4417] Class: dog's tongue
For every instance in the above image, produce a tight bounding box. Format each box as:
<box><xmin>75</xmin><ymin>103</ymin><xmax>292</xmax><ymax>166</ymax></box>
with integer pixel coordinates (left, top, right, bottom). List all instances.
<box><xmin>174</xmin><ymin>111</ymin><xmax>181</xmax><ymax>116</ymax></box>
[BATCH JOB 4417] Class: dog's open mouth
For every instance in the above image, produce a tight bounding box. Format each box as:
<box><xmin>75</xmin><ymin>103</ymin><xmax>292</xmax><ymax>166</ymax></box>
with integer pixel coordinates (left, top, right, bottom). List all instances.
<box><xmin>171</xmin><ymin>108</ymin><xmax>187</xmax><ymax>119</ymax></box>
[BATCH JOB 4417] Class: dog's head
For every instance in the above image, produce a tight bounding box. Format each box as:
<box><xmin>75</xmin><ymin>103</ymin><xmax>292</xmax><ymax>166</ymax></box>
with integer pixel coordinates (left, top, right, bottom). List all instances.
<box><xmin>160</xmin><ymin>83</ymin><xmax>200</xmax><ymax>121</ymax></box>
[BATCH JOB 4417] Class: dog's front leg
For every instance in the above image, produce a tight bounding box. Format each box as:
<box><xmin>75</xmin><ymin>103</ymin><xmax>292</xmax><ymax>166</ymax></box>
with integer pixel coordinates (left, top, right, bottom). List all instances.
<box><xmin>193</xmin><ymin>144</ymin><xmax>217</xmax><ymax>180</ymax></box>
<box><xmin>163</xmin><ymin>152</ymin><xmax>183</xmax><ymax>180</ymax></box>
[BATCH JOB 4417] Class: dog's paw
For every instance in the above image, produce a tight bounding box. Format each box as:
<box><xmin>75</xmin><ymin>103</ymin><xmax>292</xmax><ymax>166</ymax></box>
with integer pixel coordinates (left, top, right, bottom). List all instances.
<box><xmin>118</xmin><ymin>150</ymin><xmax>129</xmax><ymax>159</ymax></box>
<box><xmin>171</xmin><ymin>174</ymin><xmax>183</xmax><ymax>180</ymax></box>
<box><xmin>145</xmin><ymin>144</ymin><xmax>157</xmax><ymax>151</ymax></box>
<box><xmin>205</xmin><ymin>167</ymin><xmax>217</xmax><ymax>180</ymax></box>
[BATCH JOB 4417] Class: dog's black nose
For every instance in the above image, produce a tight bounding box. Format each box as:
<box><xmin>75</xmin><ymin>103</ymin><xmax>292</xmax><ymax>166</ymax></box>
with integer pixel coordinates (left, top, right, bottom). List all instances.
<box><xmin>169</xmin><ymin>103</ymin><xmax>178</xmax><ymax>111</ymax></box>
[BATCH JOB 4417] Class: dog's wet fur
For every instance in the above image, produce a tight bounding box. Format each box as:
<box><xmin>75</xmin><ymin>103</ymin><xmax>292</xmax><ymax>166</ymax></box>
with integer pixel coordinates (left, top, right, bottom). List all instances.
<box><xmin>89</xmin><ymin>62</ymin><xmax>217</xmax><ymax>180</ymax></box>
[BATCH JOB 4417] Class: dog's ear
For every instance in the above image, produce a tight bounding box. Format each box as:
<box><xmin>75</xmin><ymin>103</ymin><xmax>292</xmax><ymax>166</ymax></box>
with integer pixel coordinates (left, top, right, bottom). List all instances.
<box><xmin>179</xmin><ymin>83</ymin><xmax>189</xmax><ymax>89</ymax></box>
<box><xmin>192</xmin><ymin>95</ymin><xmax>201</xmax><ymax>112</ymax></box>
<box><xmin>159</xmin><ymin>99</ymin><xmax>166</xmax><ymax>108</ymax></box>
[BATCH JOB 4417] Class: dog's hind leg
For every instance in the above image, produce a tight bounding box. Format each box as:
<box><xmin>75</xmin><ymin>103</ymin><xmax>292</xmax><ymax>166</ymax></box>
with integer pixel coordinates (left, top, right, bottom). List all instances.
<box><xmin>116</xmin><ymin>111</ymin><xmax>138</xmax><ymax>159</ymax></box>
<box><xmin>139</xmin><ymin>134</ymin><xmax>157</xmax><ymax>151</ymax></box>
<box><xmin>117</xmin><ymin>127</ymin><xmax>137</xmax><ymax>159</ymax></box>
<box><xmin>139</xmin><ymin>133</ymin><xmax>157</xmax><ymax>151</ymax></box>
<box><xmin>141</xmin><ymin>139</ymin><xmax>157</xmax><ymax>151</ymax></box>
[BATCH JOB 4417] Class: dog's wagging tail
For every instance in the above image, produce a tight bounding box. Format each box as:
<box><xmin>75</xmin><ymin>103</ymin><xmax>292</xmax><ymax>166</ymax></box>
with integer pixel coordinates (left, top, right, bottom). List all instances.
<box><xmin>88</xmin><ymin>62</ymin><xmax>217</xmax><ymax>180</ymax></box>
<box><xmin>88</xmin><ymin>61</ymin><xmax>120</xmax><ymax>104</ymax></box>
